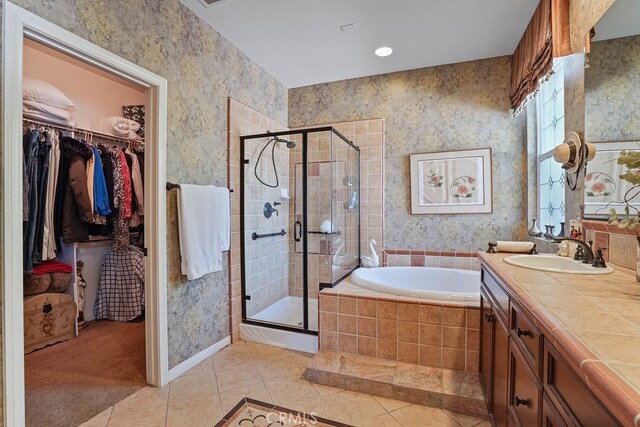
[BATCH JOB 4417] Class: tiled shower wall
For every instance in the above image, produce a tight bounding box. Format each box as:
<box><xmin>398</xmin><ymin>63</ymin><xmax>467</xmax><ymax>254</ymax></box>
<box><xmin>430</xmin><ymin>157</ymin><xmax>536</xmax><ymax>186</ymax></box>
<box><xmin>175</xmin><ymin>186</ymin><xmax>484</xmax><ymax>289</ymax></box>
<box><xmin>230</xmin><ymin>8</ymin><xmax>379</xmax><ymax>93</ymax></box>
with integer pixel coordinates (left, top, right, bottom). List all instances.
<box><xmin>228</xmin><ymin>98</ymin><xmax>289</xmax><ymax>340</ymax></box>
<box><xmin>335</xmin><ymin>119</ymin><xmax>385</xmax><ymax>254</ymax></box>
<box><xmin>243</xmin><ymin>135</ymin><xmax>290</xmax><ymax>317</ymax></box>
<box><xmin>289</xmin><ymin>119</ymin><xmax>385</xmax><ymax>300</ymax></box>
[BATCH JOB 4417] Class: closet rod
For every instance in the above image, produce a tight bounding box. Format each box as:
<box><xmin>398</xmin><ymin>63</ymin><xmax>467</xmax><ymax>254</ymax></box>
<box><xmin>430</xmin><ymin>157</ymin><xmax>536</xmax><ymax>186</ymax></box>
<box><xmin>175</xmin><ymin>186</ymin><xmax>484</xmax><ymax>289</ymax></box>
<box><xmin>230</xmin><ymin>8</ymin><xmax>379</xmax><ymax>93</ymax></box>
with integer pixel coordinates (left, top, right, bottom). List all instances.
<box><xmin>166</xmin><ymin>181</ymin><xmax>234</xmax><ymax>192</ymax></box>
<box><xmin>22</xmin><ymin>117</ymin><xmax>144</xmax><ymax>146</ymax></box>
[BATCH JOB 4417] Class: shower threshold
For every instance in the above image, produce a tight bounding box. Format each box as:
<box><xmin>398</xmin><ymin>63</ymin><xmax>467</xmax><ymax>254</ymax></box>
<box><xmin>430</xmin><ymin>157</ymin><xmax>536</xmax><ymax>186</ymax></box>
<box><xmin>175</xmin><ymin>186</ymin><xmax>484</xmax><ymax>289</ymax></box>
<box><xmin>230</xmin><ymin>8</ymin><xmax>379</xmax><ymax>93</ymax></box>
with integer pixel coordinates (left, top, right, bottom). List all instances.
<box><xmin>240</xmin><ymin>296</ymin><xmax>319</xmax><ymax>354</ymax></box>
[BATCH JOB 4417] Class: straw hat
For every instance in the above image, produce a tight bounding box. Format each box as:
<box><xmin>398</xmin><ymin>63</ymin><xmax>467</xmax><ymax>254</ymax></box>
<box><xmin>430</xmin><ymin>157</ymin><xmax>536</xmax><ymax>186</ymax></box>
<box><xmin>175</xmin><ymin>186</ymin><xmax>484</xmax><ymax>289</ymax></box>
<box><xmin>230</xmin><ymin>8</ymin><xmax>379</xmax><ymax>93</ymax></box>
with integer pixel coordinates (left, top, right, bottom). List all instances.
<box><xmin>553</xmin><ymin>131</ymin><xmax>596</xmax><ymax>174</ymax></box>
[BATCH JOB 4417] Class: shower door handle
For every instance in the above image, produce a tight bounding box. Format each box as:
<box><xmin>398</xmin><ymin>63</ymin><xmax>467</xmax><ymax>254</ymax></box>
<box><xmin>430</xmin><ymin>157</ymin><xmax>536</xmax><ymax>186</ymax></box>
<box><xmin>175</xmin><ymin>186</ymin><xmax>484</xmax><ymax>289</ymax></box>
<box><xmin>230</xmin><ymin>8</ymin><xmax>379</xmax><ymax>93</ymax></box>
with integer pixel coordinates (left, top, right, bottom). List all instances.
<box><xmin>294</xmin><ymin>221</ymin><xmax>302</xmax><ymax>242</ymax></box>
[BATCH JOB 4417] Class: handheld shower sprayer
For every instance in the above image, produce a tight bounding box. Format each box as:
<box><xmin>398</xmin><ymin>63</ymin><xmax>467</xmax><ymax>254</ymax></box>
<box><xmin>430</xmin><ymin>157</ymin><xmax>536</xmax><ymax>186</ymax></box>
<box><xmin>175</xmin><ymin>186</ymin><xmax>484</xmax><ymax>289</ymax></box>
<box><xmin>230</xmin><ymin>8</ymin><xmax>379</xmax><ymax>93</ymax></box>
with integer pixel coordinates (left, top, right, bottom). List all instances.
<box><xmin>254</xmin><ymin>134</ymin><xmax>296</xmax><ymax>188</ymax></box>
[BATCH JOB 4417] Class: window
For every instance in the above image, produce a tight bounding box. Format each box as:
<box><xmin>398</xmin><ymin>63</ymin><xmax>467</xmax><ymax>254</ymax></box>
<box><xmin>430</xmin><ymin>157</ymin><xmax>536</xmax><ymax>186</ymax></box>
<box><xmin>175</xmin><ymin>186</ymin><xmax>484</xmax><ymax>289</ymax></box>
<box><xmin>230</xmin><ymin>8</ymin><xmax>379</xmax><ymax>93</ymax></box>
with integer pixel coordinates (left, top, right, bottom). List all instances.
<box><xmin>536</xmin><ymin>60</ymin><xmax>565</xmax><ymax>233</ymax></box>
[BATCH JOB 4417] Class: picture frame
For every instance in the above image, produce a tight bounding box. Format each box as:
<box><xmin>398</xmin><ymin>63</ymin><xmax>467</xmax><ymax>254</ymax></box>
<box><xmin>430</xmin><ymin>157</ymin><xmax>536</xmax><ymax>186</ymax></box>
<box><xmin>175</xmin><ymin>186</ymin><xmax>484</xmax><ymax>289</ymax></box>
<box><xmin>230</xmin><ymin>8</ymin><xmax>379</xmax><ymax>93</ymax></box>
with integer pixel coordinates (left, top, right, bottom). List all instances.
<box><xmin>410</xmin><ymin>148</ymin><xmax>492</xmax><ymax>214</ymax></box>
<box><xmin>583</xmin><ymin>140</ymin><xmax>640</xmax><ymax>218</ymax></box>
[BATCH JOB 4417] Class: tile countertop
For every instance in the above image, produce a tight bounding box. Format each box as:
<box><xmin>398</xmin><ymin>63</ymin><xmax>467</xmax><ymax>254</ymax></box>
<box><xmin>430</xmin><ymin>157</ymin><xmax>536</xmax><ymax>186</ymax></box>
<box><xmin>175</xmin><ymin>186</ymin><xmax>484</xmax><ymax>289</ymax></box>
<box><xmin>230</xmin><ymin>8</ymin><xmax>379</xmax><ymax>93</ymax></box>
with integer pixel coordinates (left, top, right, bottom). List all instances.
<box><xmin>478</xmin><ymin>252</ymin><xmax>640</xmax><ymax>427</ymax></box>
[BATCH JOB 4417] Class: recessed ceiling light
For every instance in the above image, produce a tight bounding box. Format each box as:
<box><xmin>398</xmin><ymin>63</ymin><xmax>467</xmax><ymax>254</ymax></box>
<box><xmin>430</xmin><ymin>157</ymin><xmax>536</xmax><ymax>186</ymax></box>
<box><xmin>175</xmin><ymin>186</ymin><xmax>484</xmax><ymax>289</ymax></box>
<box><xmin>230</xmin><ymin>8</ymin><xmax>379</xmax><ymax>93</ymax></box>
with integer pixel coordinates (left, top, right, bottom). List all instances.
<box><xmin>374</xmin><ymin>46</ymin><xmax>393</xmax><ymax>57</ymax></box>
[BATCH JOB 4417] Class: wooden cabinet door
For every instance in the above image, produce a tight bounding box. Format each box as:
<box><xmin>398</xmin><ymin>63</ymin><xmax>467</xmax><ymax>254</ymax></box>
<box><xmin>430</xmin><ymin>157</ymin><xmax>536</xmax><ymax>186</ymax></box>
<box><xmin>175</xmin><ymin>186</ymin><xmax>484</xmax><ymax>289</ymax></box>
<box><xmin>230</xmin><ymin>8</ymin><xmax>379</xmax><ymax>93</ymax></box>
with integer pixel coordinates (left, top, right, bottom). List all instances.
<box><xmin>542</xmin><ymin>393</ymin><xmax>567</xmax><ymax>427</ymax></box>
<box><xmin>481</xmin><ymin>286</ymin><xmax>510</xmax><ymax>427</ymax></box>
<box><xmin>480</xmin><ymin>289</ymin><xmax>494</xmax><ymax>408</ymax></box>
<box><xmin>494</xmin><ymin>312</ymin><xmax>510</xmax><ymax>427</ymax></box>
<box><xmin>543</xmin><ymin>341</ymin><xmax>618</xmax><ymax>427</ymax></box>
<box><xmin>509</xmin><ymin>342</ymin><xmax>541</xmax><ymax>427</ymax></box>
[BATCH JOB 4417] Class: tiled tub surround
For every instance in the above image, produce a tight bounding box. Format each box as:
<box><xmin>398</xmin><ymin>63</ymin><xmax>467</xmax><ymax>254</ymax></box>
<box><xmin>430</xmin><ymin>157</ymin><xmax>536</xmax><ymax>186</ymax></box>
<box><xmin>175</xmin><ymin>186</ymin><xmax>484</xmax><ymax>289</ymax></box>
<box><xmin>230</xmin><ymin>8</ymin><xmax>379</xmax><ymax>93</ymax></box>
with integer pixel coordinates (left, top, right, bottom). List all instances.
<box><xmin>383</xmin><ymin>249</ymin><xmax>481</xmax><ymax>271</ymax></box>
<box><xmin>228</xmin><ymin>98</ymin><xmax>289</xmax><ymax>341</ymax></box>
<box><xmin>318</xmin><ymin>278</ymin><xmax>480</xmax><ymax>373</ymax></box>
<box><xmin>479</xmin><ymin>252</ymin><xmax>640</xmax><ymax>426</ymax></box>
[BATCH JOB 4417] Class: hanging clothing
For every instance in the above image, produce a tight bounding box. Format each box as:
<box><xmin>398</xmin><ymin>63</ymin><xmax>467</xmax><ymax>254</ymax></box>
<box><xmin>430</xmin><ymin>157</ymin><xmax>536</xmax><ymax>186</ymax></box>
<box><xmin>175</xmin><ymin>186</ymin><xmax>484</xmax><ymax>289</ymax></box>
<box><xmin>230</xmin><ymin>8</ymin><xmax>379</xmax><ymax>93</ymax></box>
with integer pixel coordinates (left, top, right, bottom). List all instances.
<box><xmin>85</xmin><ymin>144</ymin><xmax>95</xmax><ymax>216</ymax></box>
<box><xmin>135</xmin><ymin>151</ymin><xmax>144</xmax><ymax>188</ymax></box>
<box><xmin>55</xmin><ymin>136</ymin><xmax>93</xmax><ymax>244</ymax></box>
<box><xmin>42</xmin><ymin>131</ymin><xmax>61</xmax><ymax>261</ymax></box>
<box><xmin>124</xmin><ymin>151</ymin><xmax>138</xmax><ymax>215</ymax></box>
<box><xmin>118</xmin><ymin>149</ymin><xmax>132</xmax><ymax>219</ymax></box>
<box><xmin>126</xmin><ymin>149</ymin><xmax>144</xmax><ymax>227</ymax></box>
<box><xmin>92</xmin><ymin>146</ymin><xmax>112</xmax><ymax>217</ymax></box>
<box><xmin>23</xmin><ymin>154</ymin><xmax>29</xmax><ymax>222</ymax></box>
<box><xmin>94</xmin><ymin>247</ymin><xmax>144</xmax><ymax>322</ymax></box>
<box><xmin>111</xmin><ymin>151</ymin><xmax>130</xmax><ymax>250</ymax></box>
<box><xmin>23</xmin><ymin>130</ymin><xmax>40</xmax><ymax>272</ymax></box>
<box><xmin>31</xmin><ymin>130</ymin><xmax>53</xmax><ymax>264</ymax></box>
<box><xmin>99</xmin><ymin>145</ymin><xmax>115</xmax><ymax>209</ymax></box>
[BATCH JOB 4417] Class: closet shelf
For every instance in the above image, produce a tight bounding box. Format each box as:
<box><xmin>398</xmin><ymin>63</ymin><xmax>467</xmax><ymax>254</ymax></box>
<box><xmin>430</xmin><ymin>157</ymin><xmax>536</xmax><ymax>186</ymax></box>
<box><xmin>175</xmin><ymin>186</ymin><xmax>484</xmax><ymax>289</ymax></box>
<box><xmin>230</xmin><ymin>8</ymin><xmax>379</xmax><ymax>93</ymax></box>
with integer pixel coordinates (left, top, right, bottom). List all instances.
<box><xmin>23</xmin><ymin>117</ymin><xmax>144</xmax><ymax>147</ymax></box>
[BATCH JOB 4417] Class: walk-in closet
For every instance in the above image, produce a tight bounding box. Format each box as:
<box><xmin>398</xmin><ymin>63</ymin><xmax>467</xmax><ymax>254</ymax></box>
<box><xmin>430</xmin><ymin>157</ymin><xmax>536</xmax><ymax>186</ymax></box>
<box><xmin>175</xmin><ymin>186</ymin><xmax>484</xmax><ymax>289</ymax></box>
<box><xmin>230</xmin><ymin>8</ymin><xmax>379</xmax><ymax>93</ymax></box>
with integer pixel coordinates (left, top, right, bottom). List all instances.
<box><xmin>21</xmin><ymin>38</ymin><xmax>148</xmax><ymax>427</ymax></box>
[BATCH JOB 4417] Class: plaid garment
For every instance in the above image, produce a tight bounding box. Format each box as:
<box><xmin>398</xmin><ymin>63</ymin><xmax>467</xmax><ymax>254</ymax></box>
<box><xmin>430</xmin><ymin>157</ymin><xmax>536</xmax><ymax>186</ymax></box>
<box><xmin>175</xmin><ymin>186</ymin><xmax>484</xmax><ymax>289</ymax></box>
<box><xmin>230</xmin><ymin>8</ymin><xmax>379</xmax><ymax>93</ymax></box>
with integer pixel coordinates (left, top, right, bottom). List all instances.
<box><xmin>94</xmin><ymin>248</ymin><xmax>144</xmax><ymax>321</ymax></box>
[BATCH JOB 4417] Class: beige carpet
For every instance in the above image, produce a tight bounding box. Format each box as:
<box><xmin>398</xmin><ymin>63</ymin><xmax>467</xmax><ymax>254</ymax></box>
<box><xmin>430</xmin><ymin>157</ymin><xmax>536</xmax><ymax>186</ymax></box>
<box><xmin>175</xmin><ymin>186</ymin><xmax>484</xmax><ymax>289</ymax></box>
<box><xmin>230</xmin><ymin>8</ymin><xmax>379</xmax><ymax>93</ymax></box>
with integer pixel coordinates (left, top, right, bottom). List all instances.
<box><xmin>25</xmin><ymin>319</ymin><xmax>146</xmax><ymax>427</ymax></box>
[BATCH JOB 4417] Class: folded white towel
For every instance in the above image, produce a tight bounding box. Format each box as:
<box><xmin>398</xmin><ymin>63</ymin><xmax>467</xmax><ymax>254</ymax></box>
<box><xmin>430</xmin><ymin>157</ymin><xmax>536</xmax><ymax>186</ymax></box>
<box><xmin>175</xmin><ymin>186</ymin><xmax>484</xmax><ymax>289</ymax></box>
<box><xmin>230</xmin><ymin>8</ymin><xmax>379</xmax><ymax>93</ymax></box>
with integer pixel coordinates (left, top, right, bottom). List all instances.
<box><xmin>496</xmin><ymin>241</ymin><xmax>535</xmax><ymax>253</ymax></box>
<box><xmin>177</xmin><ymin>184</ymin><xmax>230</xmax><ymax>280</ymax></box>
<box><xmin>23</xmin><ymin>100</ymin><xmax>72</xmax><ymax>121</ymax></box>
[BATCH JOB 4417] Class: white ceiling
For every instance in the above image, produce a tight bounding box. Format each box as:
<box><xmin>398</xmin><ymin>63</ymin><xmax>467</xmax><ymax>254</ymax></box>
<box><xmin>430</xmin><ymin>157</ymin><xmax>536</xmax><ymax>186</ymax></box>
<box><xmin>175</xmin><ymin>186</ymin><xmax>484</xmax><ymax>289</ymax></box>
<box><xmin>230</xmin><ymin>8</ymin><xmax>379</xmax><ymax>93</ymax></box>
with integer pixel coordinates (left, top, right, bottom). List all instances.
<box><xmin>593</xmin><ymin>0</ymin><xmax>640</xmax><ymax>41</ymax></box>
<box><xmin>180</xmin><ymin>0</ymin><xmax>539</xmax><ymax>88</ymax></box>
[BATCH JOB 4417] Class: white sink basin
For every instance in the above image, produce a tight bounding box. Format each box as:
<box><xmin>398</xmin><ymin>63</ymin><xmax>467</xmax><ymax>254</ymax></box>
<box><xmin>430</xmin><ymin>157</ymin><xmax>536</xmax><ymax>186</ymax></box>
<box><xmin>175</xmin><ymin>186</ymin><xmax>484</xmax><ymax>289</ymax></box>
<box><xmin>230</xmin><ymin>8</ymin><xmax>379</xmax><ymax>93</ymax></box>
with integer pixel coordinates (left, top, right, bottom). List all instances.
<box><xmin>504</xmin><ymin>254</ymin><xmax>614</xmax><ymax>275</ymax></box>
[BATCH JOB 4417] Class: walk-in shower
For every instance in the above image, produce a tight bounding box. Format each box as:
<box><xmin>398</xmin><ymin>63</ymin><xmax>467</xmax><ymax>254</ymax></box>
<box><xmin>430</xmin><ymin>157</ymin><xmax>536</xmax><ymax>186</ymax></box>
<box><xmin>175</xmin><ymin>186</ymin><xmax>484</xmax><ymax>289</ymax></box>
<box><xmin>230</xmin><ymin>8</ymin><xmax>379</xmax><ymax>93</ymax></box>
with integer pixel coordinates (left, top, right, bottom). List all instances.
<box><xmin>240</xmin><ymin>127</ymin><xmax>360</xmax><ymax>351</ymax></box>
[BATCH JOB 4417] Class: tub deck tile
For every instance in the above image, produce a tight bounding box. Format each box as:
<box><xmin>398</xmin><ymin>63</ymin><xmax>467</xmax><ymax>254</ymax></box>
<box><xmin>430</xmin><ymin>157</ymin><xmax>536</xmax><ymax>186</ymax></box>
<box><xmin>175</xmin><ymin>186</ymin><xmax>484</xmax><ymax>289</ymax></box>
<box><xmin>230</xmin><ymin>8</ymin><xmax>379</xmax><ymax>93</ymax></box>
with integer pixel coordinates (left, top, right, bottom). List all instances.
<box><xmin>304</xmin><ymin>350</ymin><xmax>487</xmax><ymax>419</ymax></box>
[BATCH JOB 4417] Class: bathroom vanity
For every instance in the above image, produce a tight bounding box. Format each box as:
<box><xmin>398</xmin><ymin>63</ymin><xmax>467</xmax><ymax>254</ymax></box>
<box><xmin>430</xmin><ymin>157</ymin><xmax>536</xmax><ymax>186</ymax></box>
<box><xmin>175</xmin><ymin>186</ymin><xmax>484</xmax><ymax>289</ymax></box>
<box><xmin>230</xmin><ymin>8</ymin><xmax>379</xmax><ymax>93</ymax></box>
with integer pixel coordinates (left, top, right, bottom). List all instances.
<box><xmin>478</xmin><ymin>252</ymin><xmax>640</xmax><ymax>427</ymax></box>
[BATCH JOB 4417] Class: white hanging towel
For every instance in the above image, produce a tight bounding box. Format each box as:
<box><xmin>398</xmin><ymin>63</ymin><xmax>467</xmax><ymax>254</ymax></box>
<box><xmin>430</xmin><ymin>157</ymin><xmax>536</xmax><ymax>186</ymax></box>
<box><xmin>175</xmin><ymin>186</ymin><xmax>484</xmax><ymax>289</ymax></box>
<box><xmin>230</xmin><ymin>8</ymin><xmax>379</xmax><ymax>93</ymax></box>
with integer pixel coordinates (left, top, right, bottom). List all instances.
<box><xmin>177</xmin><ymin>184</ymin><xmax>230</xmax><ymax>280</ymax></box>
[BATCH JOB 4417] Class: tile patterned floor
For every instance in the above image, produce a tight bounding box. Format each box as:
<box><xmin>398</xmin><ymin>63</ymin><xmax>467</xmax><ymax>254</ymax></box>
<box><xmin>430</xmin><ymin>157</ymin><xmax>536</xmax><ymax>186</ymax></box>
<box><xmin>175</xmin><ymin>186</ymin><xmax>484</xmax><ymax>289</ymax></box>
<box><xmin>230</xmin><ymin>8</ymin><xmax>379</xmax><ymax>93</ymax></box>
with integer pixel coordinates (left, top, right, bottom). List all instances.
<box><xmin>80</xmin><ymin>341</ymin><xmax>490</xmax><ymax>427</ymax></box>
<box><xmin>216</xmin><ymin>397</ymin><xmax>348</xmax><ymax>426</ymax></box>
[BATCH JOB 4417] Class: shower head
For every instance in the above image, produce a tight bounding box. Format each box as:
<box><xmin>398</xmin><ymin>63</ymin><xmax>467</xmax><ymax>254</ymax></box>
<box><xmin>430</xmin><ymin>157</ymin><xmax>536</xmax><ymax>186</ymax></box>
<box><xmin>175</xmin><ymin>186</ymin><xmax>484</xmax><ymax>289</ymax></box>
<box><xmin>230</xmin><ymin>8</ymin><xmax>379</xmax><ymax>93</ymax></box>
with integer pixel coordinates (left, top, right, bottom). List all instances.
<box><xmin>274</xmin><ymin>137</ymin><xmax>296</xmax><ymax>149</ymax></box>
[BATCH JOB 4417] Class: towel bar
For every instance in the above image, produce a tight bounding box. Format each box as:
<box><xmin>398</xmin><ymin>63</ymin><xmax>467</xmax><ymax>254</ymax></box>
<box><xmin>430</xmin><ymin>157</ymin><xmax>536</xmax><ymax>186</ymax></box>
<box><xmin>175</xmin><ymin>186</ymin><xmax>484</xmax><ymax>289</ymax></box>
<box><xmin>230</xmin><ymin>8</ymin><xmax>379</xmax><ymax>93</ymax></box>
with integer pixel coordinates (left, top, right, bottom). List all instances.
<box><xmin>166</xmin><ymin>181</ymin><xmax>233</xmax><ymax>192</ymax></box>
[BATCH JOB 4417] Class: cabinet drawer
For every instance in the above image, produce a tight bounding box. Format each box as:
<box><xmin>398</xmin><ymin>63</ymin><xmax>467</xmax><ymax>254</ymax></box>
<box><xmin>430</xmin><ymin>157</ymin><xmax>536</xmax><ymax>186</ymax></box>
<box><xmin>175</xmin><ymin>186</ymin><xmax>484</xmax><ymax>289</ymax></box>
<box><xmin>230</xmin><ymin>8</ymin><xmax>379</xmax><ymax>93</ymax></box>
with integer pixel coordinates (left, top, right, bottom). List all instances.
<box><xmin>509</xmin><ymin>342</ymin><xmax>541</xmax><ymax>427</ymax></box>
<box><xmin>481</xmin><ymin>267</ymin><xmax>509</xmax><ymax>322</ymax></box>
<box><xmin>510</xmin><ymin>302</ymin><xmax>542</xmax><ymax>378</ymax></box>
<box><xmin>543</xmin><ymin>340</ymin><xmax>618</xmax><ymax>427</ymax></box>
<box><xmin>542</xmin><ymin>393</ymin><xmax>567</xmax><ymax>427</ymax></box>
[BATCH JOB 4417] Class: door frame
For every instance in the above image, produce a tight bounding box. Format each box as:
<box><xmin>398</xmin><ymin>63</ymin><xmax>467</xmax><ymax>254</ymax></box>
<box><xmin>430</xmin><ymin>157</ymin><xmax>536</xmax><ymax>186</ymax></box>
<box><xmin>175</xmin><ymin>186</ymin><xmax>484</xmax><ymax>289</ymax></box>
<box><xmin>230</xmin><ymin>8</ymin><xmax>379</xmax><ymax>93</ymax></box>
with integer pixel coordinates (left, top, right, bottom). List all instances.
<box><xmin>2</xmin><ymin>2</ymin><xmax>169</xmax><ymax>425</ymax></box>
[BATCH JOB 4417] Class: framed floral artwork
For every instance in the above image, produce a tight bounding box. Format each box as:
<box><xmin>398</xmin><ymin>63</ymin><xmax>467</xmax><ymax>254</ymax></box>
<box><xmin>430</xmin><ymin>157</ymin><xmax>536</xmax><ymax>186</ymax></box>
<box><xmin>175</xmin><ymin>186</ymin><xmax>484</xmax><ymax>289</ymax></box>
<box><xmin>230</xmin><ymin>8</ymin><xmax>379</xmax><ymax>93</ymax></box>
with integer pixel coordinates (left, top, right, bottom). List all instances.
<box><xmin>583</xmin><ymin>141</ymin><xmax>640</xmax><ymax>218</ymax></box>
<box><xmin>410</xmin><ymin>148</ymin><xmax>492</xmax><ymax>214</ymax></box>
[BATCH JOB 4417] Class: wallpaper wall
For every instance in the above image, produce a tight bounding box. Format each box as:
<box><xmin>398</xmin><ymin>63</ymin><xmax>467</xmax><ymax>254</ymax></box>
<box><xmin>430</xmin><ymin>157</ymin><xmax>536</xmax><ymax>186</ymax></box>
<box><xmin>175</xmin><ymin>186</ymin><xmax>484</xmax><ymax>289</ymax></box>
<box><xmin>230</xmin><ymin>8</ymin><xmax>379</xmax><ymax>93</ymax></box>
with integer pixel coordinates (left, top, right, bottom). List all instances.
<box><xmin>586</xmin><ymin>34</ymin><xmax>640</xmax><ymax>141</ymax></box>
<box><xmin>0</xmin><ymin>0</ymin><xmax>4</xmax><ymax>422</ymax></box>
<box><xmin>289</xmin><ymin>56</ymin><xmax>527</xmax><ymax>251</ymax></box>
<box><xmin>4</xmin><ymin>0</ymin><xmax>288</xmax><ymax>369</ymax></box>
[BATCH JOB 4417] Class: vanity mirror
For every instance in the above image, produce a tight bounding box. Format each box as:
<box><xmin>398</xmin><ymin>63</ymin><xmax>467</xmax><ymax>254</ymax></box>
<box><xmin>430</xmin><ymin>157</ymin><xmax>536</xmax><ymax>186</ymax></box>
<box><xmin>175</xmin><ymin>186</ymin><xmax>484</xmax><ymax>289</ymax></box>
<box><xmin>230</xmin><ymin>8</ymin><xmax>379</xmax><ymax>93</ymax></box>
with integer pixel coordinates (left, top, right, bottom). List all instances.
<box><xmin>583</xmin><ymin>0</ymin><xmax>640</xmax><ymax>219</ymax></box>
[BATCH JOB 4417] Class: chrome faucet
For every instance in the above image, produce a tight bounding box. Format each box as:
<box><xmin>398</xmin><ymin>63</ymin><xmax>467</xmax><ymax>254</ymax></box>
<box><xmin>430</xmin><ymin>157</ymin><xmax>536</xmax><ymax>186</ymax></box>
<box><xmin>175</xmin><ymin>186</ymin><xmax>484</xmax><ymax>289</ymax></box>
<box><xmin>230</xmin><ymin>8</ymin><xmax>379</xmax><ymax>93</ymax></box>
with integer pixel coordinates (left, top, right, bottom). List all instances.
<box><xmin>549</xmin><ymin>237</ymin><xmax>594</xmax><ymax>264</ymax></box>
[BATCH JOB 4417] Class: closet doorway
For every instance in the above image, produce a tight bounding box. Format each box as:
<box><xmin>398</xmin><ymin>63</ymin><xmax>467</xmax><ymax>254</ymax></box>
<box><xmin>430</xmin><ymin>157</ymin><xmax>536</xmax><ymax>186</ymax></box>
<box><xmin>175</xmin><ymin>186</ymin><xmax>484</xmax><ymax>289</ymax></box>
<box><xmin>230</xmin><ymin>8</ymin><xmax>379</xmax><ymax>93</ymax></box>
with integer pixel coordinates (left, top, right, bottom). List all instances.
<box><xmin>3</xmin><ymin>3</ymin><xmax>168</xmax><ymax>426</ymax></box>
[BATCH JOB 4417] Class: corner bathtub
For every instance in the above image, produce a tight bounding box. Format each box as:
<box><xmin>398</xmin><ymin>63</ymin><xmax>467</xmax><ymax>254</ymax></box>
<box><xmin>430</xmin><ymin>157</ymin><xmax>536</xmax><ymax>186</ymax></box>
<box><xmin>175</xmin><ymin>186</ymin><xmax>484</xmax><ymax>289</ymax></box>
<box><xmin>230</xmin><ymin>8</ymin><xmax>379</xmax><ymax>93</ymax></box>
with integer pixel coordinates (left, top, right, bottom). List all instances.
<box><xmin>350</xmin><ymin>266</ymin><xmax>480</xmax><ymax>304</ymax></box>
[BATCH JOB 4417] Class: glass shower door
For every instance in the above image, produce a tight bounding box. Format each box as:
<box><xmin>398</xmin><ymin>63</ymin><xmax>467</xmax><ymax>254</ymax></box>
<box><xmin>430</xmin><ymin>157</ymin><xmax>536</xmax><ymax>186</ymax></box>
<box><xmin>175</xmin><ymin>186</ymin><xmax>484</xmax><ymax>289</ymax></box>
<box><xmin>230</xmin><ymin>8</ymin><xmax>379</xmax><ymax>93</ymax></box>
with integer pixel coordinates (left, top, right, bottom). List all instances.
<box><xmin>241</xmin><ymin>133</ymin><xmax>301</xmax><ymax>329</ymax></box>
<box><xmin>303</xmin><ymin>130</ymin><xmax>334</xmax><ymax>332</ymax></box>
<box><xmin>240</xmin><ymin>128</ymin><xmax>359</xmax><ymax>335</ymax></box>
